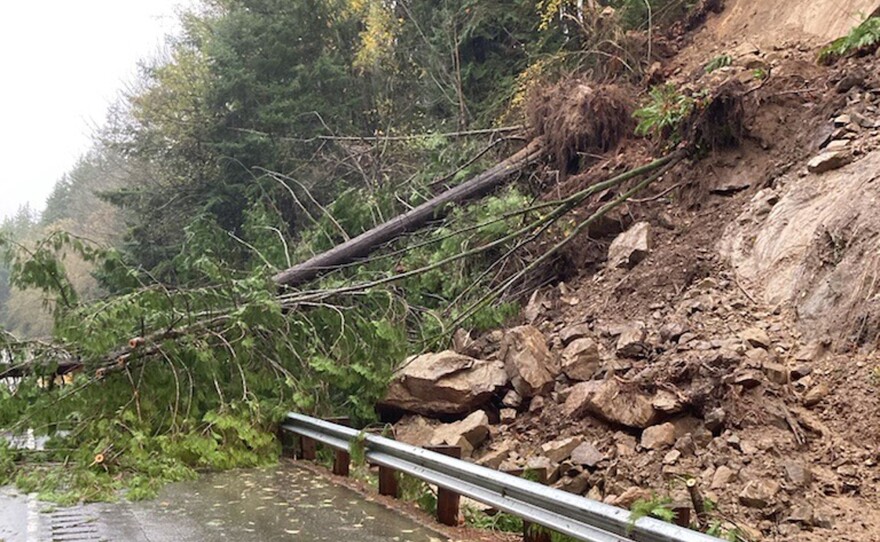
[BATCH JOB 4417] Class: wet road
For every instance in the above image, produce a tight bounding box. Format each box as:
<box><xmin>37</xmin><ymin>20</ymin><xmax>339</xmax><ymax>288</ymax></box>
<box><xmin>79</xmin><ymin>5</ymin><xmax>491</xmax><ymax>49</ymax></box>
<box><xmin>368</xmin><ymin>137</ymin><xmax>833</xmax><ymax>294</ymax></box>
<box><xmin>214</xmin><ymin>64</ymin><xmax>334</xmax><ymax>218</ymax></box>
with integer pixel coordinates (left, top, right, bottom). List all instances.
<box><xmin>1</xmin><ymin>464</ymin><xmax>447</xmax><ymax>541</ymax></box>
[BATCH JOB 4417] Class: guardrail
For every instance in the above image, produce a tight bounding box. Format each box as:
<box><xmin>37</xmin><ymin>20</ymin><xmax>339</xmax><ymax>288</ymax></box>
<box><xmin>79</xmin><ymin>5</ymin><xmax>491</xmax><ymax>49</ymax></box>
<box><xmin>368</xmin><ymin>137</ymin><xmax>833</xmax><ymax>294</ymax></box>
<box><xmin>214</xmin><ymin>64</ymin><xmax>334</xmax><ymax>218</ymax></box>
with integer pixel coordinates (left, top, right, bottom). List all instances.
<box><xmin>281</xmin><ymin>413</ymin><xmax>723</xmax><ymax>542</ymax></box>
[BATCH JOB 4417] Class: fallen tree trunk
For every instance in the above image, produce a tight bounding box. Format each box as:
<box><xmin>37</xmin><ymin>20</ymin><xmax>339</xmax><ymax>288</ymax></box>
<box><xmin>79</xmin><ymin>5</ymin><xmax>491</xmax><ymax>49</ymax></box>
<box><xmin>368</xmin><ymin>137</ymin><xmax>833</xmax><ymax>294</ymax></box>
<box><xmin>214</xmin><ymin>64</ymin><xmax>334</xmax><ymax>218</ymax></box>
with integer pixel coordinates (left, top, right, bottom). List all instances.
<box><xmin>272</xmin><ymin>138</ymin><xmax>545</xmax><ymax>288</ymax></box>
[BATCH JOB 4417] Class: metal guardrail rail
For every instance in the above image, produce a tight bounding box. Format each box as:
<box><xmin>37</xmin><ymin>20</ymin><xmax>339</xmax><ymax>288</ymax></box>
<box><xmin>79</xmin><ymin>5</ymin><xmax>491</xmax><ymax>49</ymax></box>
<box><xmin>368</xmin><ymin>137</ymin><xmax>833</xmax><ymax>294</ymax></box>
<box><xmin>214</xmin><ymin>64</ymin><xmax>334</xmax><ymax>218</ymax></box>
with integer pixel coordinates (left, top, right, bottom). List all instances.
<box><xmin>282</xmin><ymin>413</ymin><xmax>723</xmax><ymax>542</ymax></box>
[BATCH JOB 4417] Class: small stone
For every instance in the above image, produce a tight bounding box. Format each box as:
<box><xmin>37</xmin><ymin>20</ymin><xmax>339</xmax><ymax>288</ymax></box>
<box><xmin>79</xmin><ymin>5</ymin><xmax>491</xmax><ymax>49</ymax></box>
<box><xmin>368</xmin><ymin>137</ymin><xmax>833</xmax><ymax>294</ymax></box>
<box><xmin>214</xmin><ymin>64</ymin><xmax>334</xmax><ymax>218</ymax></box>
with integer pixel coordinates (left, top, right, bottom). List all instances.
<box><xmin>790</xmin><ymin>364</ymin><xmax>812</xmax><ymax>380</ymax></box>
<box><xmin>663</xmin><ymin>449</ymin><xmax>681</xmax><ymax>465</ymax></box>
<box><xmin>525</xmin><ymin>455</ymin><xmax>559</xmax><ymax>483</ymax></box>
<box><xmin>500</xmin><ymin>408</ymin><xmax>517</xmax><ymax>424</ymax></box>
<box><xmin>641</xmin><ymin>423</ymin><xmax>676</xmax><ymax>450</ymax></box>
<box><xmin>608</xmin><ymin>222</ymin><xmax>653</xmax><ymax>269</ymax></box>
<box><xmin>659</xmin><ymin>321</ymin><xmax>688</xmax><ymax>343</ymax></box>
<box><xmin>652</xmin><ymin>390</ymin><xmax>684</xmax><ymax>414</ymax></box>
<box><xmin>825</xmin><ymin>139</ymin><xmax>850</xmax><ymax>151</ymax></box>
<box><xmin>734</xmin><ymin>369</ymin><xmax>763</xmax><ymax>388</ymax></box>
<box><xmin>502</xmin><ymin>389</ymin><xmax>523</xmax><ymax>408</ymax></box>
<box><xmin>560</xmin><ymin>324</ymin><xmax>592</xmax><ymax>345</ymax></box>
<box><xmin>674</xmin><ymin>434</ymin><xmax>696</xmax><ymax>456</ymax></box>
<box><xmin>704</xmin><ymin>407</ymin><xmax>726</xmax><ymax>434</ymax></box>
<box><xmin>783</xmin><ymin>461</ymin><xmax>812</xmax><ymax>488</ymax></box>
<box><xmin>803</xmin><ymin>383</ymin><xmax>830</xmax><ymax>407</ymax></box>
<box><xmin>561</xmin><ymin>338</ymin><xmax>601</xmax><ymax>381</ymax></box>
<box><xmin>616</xmin><ymin>321</ymin><xmax>649</xmax><ymax>358</ymax></box>
<box><xmin>738</xmin><ymin>479</ymin><xmax>780</xmax><ymax>508</ymax></box>
<box><xmin>762</xmin><ymin>362</ymin><xmax>789</xmax><ymax>384</ymax></box>
<box><xmin>570</xmin><ymin>442</ymin><xmax>604</xmax><ymax>468</ymax></box>
<box><xmin>613</xmin><ymin>487</ymin><xmax>653</xmax><ymax>508</ymax></box>
<box><xmin>807</xmin><ymin>151</ymin><xmax>851</xmax><ymax>174</ymax></box>
<box><xmin>541</xmin><ymin>436</ymin><xmax>583</xmax><ymax>463</ymax></box>
<box><xmin>554</xmin><ymin>474</ymin><xmax>589</xmax><ymax>495</ymax></box>
<box><xmin>833</xmin><ymin>114</ymin><xmax>852</xmax><ymax>127</ymax></box>
<box><xmin>478</xmin><ymin>446</ymin><xmax>511</xmax><ymax>469</ymax></box>
<box><xmin>529</xmin><ymin>395</ymin><xmax>546</xmax><ymax>413</ymax></box>
<box><xmin>787</xmin><ymin>503</ymin><xmax>815</xmax><ymax>526</ymax></box>
<box><xmin>711</xmin><ymin>465</ymin><xmax>738</xmax><ymax>489</ymax></box>
<box><xmin>452</xmin><ymin>328</ymin><xmax>474</xmax><ymax>354</ymax></box>
<box><xmin>739</xmin><ymin>327</ymin><xmax>771</xmax><ymax>348</ymax></box>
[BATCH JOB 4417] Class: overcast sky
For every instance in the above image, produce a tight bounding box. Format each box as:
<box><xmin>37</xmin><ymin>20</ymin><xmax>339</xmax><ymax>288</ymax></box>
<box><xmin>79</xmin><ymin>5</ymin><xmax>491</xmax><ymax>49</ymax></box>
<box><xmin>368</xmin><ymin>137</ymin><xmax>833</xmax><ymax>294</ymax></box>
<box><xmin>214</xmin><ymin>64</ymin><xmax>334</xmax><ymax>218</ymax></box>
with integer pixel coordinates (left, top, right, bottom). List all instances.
<box><xmin>0</xmin><ymin>1</ymin><xmax>187</xmax><ymax>220</ymax></box>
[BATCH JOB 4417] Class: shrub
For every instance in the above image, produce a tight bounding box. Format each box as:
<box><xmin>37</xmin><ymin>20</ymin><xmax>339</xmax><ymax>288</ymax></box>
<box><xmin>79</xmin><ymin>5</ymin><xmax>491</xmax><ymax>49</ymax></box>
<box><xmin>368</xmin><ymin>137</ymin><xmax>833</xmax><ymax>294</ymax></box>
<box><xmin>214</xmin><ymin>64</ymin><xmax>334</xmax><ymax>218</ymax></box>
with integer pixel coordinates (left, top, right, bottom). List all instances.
<box><xmin>819</xmin><ymin>16</ymin><xmax>880</xmax><ymax>63</ymax></box>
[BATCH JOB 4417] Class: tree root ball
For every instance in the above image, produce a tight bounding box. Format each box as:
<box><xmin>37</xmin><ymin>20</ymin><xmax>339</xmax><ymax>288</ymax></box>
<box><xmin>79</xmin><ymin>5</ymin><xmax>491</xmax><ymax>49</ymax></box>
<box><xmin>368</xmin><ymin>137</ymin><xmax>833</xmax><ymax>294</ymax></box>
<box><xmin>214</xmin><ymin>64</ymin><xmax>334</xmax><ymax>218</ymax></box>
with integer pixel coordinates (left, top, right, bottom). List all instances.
<box><xmin>527</xmin><ymin>80</ymin><xmax>635</xmax><ymax>175</ymax></box>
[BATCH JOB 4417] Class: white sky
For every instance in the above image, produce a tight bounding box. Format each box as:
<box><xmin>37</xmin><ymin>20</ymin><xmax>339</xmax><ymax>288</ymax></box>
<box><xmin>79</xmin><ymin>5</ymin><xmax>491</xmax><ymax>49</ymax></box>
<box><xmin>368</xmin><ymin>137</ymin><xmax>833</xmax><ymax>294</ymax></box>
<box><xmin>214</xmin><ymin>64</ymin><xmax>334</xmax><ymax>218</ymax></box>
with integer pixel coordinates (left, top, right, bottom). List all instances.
<box><xmin>0</xmin><ymin>1</ymin><xmax>187</xmax><ymax>220</ymax></box>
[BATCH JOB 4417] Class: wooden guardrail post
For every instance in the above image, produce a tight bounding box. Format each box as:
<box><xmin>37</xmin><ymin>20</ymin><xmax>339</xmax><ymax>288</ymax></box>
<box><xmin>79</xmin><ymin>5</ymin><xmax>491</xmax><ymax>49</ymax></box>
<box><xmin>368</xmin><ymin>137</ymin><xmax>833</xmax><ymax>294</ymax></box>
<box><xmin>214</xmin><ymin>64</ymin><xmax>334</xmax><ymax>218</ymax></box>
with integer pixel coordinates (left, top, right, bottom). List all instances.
<box><xmin>504</xmin><ymin>467</ymin><xmax>550</xmax><ymax>542</ymax></box>
<box><xmin>427</xmin><ymin>445</ymin><xmax>462</xmax><ymax>526</ymax></box>
<box><xmin>300</xmin><ymin>434</ymin><xmax>317</xmax><ymax>461</ymax></box>
<box><xmin>326</xmin><ymin>417</ymin><xmax>351</xmax><ymax>477</ymax></box>
<box><xmin>378</xmin><ymin>464</ymin><xmax>400</xmax><ymax>498</ymax></box>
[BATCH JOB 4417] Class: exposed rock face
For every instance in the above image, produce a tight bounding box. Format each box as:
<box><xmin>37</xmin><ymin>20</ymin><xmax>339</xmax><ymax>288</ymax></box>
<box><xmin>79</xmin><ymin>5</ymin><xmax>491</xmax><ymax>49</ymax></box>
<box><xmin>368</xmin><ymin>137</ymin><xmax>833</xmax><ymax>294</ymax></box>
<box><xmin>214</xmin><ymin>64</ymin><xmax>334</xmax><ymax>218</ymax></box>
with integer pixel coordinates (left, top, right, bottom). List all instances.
<box><xmin>561</xmin><ymin>338</ymin><xmax>601</xmax><ymax>381</ymax></box>
<box><xmin>500</xmin><ymin>325</ymin><xmax>558</xmax><ymax>398</ymax></box>
<box><xmin>563</xmin><ymin>379</ymin><xmax>659</xmax><ymax>429</ymax></box>
<box><xmin>608</xmin><ymin>222</ymin><xmax>653</xmax><ymax>269</ymax></box>
<box><xmin>381</xmin><ymin>351</ymin><xmax>507</xmax><ymax>415</ymax></box>
<box><xmin>721</xmin><ymin>149</ymin><xmax>880</xmax><ymax>345</ymax></box>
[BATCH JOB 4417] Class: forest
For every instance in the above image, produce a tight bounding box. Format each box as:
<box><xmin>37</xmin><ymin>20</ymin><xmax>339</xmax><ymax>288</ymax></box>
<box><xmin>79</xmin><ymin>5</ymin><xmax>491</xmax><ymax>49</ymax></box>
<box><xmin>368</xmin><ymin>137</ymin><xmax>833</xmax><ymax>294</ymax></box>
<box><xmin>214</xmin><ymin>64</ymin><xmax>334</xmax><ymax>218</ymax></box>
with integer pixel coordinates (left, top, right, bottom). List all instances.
<box><xmin>0</xmin><ymin>0</ymin><xmax>716</xmax><ymax>502</ymax></box>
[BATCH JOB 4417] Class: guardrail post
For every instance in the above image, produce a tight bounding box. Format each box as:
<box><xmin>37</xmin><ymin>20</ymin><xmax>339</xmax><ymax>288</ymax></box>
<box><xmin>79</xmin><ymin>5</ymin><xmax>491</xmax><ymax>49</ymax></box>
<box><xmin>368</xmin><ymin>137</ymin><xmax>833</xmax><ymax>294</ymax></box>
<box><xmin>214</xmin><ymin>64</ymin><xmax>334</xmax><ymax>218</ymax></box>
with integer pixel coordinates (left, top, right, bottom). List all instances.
<box><xmin>378</xmin><ymin>464</ymin><xmax>399</xmax><ymax>498</ymax></box>
<box><xmin>300</xmin><ymin>434</ymin><xmax>317</xmax><ymax>461</ymax></box>
<box><xmin>504</xmin><ymin>467</ymin><xmax>551</xmax><ymax>542</ymax></box>
<box><xmin>428</xmin><ymin>445</ymin><xmax>462</xmax><ymax>526</ymax></box>
<box><xmin>326</xmin><ymin>417</ymin><xmax>351</xmax><ymax>477</ymax></box>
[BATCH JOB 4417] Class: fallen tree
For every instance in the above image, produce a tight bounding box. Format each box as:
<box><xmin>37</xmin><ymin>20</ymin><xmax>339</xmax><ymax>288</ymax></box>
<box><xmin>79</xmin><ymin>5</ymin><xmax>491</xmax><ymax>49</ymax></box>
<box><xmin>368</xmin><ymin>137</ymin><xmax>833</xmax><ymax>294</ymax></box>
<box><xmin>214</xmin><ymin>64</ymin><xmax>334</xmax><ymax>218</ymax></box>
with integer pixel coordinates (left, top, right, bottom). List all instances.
<box><xmin>272</xmin><ymin>138</ymin><xmax>545</xmax><ymax>288</ymax></box>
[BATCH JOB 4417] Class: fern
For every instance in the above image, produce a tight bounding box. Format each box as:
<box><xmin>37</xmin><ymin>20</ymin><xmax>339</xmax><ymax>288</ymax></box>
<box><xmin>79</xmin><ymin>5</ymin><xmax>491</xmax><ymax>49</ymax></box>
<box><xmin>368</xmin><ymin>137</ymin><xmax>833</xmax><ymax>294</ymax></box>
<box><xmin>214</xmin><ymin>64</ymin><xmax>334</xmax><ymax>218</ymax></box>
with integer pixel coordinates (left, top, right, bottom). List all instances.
<box><xmin>819</xmin><ymin>16</ymin><xmax>880</xmax><ymax>63</ymax></box>
<box><xmin>633</xmin><ymin>85</ymin><xmax>696</xmax><ymax>140</ymax></box>
<box><xmin>704</xmin><ymin>54</ymin><xmax>732</xmax><ymax>73</ymax></box>
<box><xmin>629</xmin><ymin>495</ymin><xmax>677</xmax><ymax>530</ymax></box>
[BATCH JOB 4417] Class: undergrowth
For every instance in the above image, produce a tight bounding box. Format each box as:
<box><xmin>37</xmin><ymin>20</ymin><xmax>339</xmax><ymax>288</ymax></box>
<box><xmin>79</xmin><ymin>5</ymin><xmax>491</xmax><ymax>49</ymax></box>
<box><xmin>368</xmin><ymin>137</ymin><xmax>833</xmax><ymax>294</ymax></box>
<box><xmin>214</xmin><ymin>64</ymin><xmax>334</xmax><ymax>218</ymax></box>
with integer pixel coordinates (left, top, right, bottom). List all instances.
<box><xmin>633</xmin><ymin>84</ymin><xmax>697</xmax><ymax>142</ymax></box>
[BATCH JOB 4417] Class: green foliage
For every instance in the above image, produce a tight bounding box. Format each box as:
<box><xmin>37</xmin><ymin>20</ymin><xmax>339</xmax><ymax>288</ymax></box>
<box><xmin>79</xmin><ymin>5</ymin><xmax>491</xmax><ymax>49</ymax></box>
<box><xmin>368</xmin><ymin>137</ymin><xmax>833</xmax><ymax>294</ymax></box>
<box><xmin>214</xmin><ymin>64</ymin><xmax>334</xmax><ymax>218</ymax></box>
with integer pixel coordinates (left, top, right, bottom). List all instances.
<box><xmin>704</xmin><ymin>54</ymin><xmax>732</xmax><ymax>73</ymax></box>
<box><xmin>463</xmin><ymin>506</ymin><xmax>524</xmax><ymax>532</ymax></box>
<box><xmin>633</xmin><ymin>84</ymin><xmax>696</xmax><ymax>141</ymax></box>
<box><xmin>820</xmin><ymin>16</ymin><xmax>880</xmax><ymax>63</ymax></box>
<box><xmin>629</xmin><ymin>494</ymin><xmax>677</xmax><ymax>527</ymax></box>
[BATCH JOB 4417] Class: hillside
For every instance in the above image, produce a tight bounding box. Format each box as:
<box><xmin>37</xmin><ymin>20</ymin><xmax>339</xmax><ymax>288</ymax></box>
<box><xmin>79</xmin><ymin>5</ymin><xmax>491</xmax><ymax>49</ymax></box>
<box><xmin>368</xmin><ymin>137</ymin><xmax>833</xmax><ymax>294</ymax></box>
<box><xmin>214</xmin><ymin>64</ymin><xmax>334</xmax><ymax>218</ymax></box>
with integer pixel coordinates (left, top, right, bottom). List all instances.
<box><xmin>2</xmin><ymin>1</ymin><xmax>880</xmax><ymax>540</ymax></box>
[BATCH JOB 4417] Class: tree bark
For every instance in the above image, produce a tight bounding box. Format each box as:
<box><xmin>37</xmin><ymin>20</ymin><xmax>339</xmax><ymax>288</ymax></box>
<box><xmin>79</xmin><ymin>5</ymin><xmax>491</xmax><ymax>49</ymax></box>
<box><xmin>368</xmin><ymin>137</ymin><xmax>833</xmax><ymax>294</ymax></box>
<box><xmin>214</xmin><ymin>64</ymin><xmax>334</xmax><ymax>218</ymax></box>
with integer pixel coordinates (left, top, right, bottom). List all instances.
<box><xmin>272</xmin><ymin>138</ymin><xmax>544</xmax><ymax>288</ymax></box>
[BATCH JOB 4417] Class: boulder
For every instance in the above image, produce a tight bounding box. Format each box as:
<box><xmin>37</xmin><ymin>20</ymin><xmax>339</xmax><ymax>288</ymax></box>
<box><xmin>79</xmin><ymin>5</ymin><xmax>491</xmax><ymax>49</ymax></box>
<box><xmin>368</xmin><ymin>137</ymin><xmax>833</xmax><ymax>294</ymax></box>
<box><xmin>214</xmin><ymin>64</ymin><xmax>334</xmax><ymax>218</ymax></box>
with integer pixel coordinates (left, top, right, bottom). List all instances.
<box><xmin>563</xmin><ymin>379</ymin><xmax>659</xmax><ymax>429</ymax></box>
<box><xmin>500</xmin><ymin>326</ymin><xmax>558</xmax><ymax>398</ymax></box>
<box><xmin>640</xmin><ymin>423</ymin><xmax>676</xmax><ymax>450</ymax></box>
<box><xmin>608</xmin><ymin>222</ymin><xmax>652</xmax><ymax>269</ymax></box>
<box><xmin>381</xmin><ymin>351</ymin><xmax>508</xmax><ymax>415</ymax></box>
<box><xmin>500</xmin><ymin>408</ymin><xmax>517</xmax><ymax>424</ymax></box>
<box><xmin>783</xmin><ymin>461</ymin><xmax>813</xmax><ymax>488</ymax></box>
<box><xmin>431</xmin><ymin>411</ymin><xmax>491</xmax><ymax>458</ymax></box>
<box><xmin>394</xmin><ymin>415</ymin><xmax>436</xmax><ymax>446</ymax></box>
<box><xmin>502</xmin><ymin>389</ymin><xmax>523</xmax><ymax>408</ymax></box>
<box><xmin>561</xmin><ymin>338</ymin><xmax>601</xmax><ymax>381</ymax></box>
<box><xmin>478</xmin><ymin>445</ymin><xmax>511</xmax><ymax>469</ymax></box>
<box><xmin>616</xmin><ymin>322</ymin><xmax>649</xmax><ymax>358</ymax></box>
<box><xmin>540</xmin><ymin>436</ymin><xmax>583</xmax><ymax>463</ymax></box>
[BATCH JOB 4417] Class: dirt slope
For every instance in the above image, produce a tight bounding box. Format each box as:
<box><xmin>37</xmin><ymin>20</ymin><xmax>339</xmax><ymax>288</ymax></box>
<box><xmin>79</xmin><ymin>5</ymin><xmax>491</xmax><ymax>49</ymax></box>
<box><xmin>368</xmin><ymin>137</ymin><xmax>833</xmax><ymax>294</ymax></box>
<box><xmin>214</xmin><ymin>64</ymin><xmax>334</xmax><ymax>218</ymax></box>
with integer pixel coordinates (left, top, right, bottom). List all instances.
<box><xmin>711</xmin><ymin>0</ymin><xmax>880</xmax><ymax>46</ymax></box>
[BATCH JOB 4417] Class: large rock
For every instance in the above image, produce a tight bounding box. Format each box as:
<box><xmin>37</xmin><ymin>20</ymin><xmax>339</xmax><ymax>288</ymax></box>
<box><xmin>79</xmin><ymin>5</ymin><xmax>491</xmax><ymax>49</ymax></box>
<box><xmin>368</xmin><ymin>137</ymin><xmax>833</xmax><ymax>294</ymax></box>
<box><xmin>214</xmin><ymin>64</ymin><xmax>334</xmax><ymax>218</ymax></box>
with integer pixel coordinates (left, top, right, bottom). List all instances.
<box><xmin>381</xmin><ymin>351</ymin><xmax>508</xmax><ymax>415</ymax></box>
<box><xmin>563</xmin><ymin>379</ymin><xmax>659</xmax><ymax>429</ymax></box>
<box><xmin>540</xmin><ymin>436</ymin><xmax>583</xmax><ymax>463</ymax></box>
<box><xmin>561</xmin><ymin>338</ymin><xmax>601</xmax><ymax>381</ymax></box>
<box><xmin>500</xmin><ymin>326</ymin><xmax>558</xmax><ymax>398</ymax></box>
<box><xmin>431</xmin><ymin>410</ymin><xmax>491</xmax><ymax>457</ymax></box>
<box><xmin>608</xmin><ymin>222</ymin><xmax>652</xmax><ymax>269</ymax></box>
<box><xmin>570</xmin><ymin>441</ymin><xmax>604</xmax><ymax>468</ymax></box>
<box><xmin>394</xmin><ymin>415</ymin><xmax>437</xmax><ymax>446</ymax></box>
